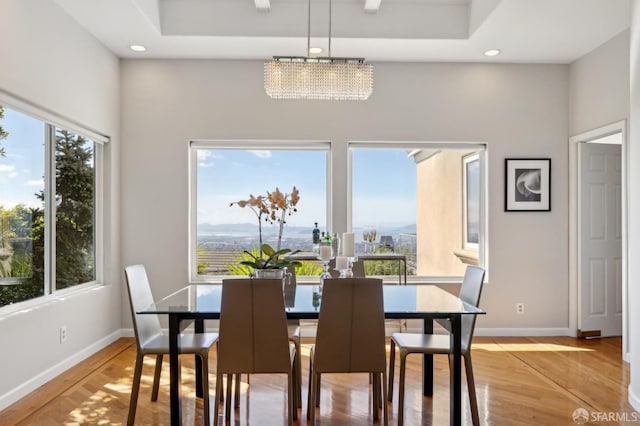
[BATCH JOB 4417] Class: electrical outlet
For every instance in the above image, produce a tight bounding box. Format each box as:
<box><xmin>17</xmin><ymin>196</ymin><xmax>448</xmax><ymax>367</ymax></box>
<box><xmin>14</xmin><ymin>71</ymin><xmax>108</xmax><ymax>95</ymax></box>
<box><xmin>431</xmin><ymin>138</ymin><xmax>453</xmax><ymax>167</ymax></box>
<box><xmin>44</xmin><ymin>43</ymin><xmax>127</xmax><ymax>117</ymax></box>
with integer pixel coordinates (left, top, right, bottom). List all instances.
<box><xmin>60</xmin><ymin>326</ymin><xmax>67</xmax><ymax>343</ymax></box>
<box><xmin>516</xmin><ymin>303</ymin><xmax>525</xmax><ymax>315</ymax></box>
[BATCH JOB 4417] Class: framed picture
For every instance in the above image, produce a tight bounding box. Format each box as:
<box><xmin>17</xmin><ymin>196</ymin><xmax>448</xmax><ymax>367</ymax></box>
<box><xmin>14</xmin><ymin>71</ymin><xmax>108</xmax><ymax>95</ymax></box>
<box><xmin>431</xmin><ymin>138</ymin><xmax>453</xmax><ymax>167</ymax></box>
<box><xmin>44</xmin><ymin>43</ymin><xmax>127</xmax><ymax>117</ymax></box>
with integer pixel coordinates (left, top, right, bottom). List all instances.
<box><xmin>505</xmin><ymin>158</ymin><xmax>551</xmax><ymax>212</ymax></box>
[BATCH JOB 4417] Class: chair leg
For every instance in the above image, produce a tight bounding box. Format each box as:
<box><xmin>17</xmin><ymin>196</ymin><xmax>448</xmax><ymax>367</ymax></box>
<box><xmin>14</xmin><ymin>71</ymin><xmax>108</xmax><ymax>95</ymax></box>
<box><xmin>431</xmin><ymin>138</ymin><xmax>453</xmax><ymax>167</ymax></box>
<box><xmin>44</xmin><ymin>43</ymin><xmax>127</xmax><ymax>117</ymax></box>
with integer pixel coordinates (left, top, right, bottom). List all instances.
<box><xmin>377</xmin><ymin>373</ymin><xmax>381</xmax><ymax>409</ymax></box>
<box><xmin>200</xmin><ymin>354</ymin><xmax>210</xmax><ymax>426</ymax></box>
<box><xmin>372</xmin><ymin>373</ymin><xmax>379</xmax><ymax>421</ymax></box>
<box><xmin>315</xmin><ymin>373</ymin><xmax>321</xmax><ymax>407</ymax></box>
<box><xmin>214</xmin><ymin>373</ymin><xmax>222</xmax><ymax>426</ymax></box>
<box><xmin>234</xmin><ymin>373</ymin><xmax>241</xmax><ymax>408</ymax></box>
<box><xmin>309</xmin><ymin>371</ymin><xmax>317</xmax><ymax>425</ymax></box>
<box><xmin>388</xmin><ymin>339</ymin><xmax>396</xmax><ymax>402</ymax></box>
<box><xmin>151</xmin><ymin>354</ymin><xmax>163</xmax><ymax>401</ymax></box>
<box><xmin>294</xmin><ymin>339</ymin><xmax>302</xmax><ymax>408</ymax></box>
<box><xmin>398</xmin><ymin>351</ymin><xmax>407</xmax><ymax>426</ymax></box>
<box><xmin>307</xmin><ymin>356</ymin><xmax>313</xmax><ymax>420</ymax></box>
<box><xmin>464</xmin><ymin>353</ymin><xmax>480</xmax><ymax>426</ymax></box>
<box><xmin>127</xmin><ymin>353</ymin><xmax>145</xmax><ymax>426</ymax></box>
<box><xmin>287</xmin><ymin>371</ymin><xmax>295</xmax><ymax>426</ymax></box>
<box><xmin>382</xmin><ymin>370</ymin><xmax>389</xmax><ymax>426</ymax></box>
<box><xmin>225</xmin><ymin>374</ymin><xmax>233</xmax><ymax>423</ymax></box>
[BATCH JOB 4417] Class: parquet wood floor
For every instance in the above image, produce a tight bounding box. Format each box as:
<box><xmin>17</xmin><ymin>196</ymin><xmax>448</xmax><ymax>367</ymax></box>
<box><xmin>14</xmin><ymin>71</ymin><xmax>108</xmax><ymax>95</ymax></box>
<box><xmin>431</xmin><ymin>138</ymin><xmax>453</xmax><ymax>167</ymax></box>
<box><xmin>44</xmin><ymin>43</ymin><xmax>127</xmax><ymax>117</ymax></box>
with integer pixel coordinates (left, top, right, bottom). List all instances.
<box><xmin>0</xmin><ymin>336</ymin><xmax>633</xmax><ymax>425</ymax></box>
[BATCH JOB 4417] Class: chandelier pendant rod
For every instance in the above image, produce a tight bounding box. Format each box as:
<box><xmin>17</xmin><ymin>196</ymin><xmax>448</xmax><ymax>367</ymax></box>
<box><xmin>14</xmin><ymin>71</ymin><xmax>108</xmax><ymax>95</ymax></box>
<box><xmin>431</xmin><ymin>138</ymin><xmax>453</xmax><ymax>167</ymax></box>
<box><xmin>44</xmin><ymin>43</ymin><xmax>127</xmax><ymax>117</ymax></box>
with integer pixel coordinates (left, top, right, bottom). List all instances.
<box><xmin>307</xmin><ymin>0</ymin><xmax>311</xmax><ymax>56</ymax></box>
<box><xmin>328</xmin><ymin>0</ymin><xmax>332</xmax><ymax>58</ymax></box>
<box><xmin>307</xmin><ymin>0</ymin><xmax>333</xmax><ymax>58</ymax></box>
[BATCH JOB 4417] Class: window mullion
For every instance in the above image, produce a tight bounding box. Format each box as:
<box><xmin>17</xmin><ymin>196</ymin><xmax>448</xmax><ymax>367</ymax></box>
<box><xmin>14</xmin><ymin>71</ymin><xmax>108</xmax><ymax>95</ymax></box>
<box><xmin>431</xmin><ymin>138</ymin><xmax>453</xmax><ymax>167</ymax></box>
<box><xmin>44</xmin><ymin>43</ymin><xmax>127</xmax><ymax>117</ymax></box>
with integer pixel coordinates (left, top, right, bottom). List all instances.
<box><xmin>44</xmin><ymin>124</ymin><xmax>56</xmax><ymax>294</ymax></box>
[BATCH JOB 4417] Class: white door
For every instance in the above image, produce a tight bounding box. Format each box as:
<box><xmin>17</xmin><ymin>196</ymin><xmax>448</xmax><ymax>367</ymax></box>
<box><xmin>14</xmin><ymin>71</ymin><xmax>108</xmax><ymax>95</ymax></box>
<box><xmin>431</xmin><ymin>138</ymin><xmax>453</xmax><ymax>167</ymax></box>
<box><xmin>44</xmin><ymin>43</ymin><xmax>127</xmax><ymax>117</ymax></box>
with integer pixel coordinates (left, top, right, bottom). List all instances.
<box><xmin>578</xmin><ymin>142</ymin><xmax>622</xmax><ymax>337</ymax></box>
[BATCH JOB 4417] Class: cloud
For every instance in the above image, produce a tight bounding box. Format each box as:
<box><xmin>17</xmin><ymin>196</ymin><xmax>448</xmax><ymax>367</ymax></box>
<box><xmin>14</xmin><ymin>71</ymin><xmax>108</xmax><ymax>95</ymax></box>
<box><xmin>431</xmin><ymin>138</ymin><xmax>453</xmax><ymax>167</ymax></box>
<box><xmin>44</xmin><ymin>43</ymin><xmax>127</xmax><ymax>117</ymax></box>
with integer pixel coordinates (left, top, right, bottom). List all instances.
<box><xmin>25</xmin><ymin>179</ymin><xmax>44</xmax><ymax>187</ymax></box>
<box><xmin>249</xmin><ymin>150</ymin><xmax>272</xmax><ymax>159</ymax></box>
<box><xmin>198</xmin><ymin>151</ymin><xmax>223</xmax><ymax>161</ymax></box>
<box><xmin>197</xmin><ymin>150</ymin><xmax>223</xmax><ymax>167</ymax></box>
<box><xmin>0</xmin><ymin>165</ymin><xmax>18</xmax><ymax>178</ymax></box>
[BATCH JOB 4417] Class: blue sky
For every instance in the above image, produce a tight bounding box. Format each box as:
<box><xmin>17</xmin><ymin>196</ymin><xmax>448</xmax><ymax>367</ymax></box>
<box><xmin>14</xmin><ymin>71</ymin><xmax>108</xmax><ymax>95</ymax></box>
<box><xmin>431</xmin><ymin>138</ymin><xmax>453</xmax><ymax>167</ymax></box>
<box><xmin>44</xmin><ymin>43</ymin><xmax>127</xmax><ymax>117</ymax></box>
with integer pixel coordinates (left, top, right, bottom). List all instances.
<box><xmin>0</xmin><ymin>104</ymin><xmax>418</xmax><ymax>228</ymax></box>
<box><xmin>196</xmin><ymin>148</ymin><xmax>417</xmax><ymax>228</ymax></box>
<box><xmin>0</xmin><ymin>107</ymin><xmax>45</xmax><ymax>208</ymax></box>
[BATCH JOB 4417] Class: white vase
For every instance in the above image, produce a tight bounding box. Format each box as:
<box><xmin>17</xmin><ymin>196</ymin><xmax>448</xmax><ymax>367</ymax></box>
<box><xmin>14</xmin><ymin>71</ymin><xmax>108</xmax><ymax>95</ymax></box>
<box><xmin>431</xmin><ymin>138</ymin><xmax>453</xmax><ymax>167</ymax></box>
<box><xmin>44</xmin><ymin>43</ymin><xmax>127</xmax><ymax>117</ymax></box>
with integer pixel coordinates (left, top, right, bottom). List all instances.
<box><xmin>254</xmin><ymin>268</ymin><xmax>285</xmax><ymax>279</ymax></box>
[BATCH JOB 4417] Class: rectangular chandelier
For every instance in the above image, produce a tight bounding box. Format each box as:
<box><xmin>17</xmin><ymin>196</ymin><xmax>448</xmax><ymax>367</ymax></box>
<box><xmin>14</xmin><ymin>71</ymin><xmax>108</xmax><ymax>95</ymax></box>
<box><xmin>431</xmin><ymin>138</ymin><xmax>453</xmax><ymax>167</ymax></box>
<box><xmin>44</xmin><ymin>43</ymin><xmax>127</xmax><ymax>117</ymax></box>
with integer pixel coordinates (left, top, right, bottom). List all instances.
<box><xmin>264</xmin><ymin>56</ymin><xmax>373</xmax><ymax>101</ymax></box>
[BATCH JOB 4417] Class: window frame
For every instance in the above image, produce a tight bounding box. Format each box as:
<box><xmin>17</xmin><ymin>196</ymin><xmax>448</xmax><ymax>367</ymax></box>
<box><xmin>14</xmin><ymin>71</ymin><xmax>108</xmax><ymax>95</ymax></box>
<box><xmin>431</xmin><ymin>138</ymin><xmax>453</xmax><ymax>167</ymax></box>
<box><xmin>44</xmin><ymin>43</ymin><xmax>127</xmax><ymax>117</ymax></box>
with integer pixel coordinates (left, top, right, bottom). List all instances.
<box><xmin>462</xmin><ymin>152</ymin><xmax>480</xmax><ymax>251</ymax></box>
<box><xmin>347</xmin><ymin>141</ymin><xmax>488</xmax><ymax>283</ymax></box>
<box><xmin>188</xmin><ymin>139</ymin><xmax>332</xmax><ymax>282</ymax></box>
<box><xmin>0</xmin><ymin>93</ymin><xmax>107</xmax><ymax>315</ymax></box>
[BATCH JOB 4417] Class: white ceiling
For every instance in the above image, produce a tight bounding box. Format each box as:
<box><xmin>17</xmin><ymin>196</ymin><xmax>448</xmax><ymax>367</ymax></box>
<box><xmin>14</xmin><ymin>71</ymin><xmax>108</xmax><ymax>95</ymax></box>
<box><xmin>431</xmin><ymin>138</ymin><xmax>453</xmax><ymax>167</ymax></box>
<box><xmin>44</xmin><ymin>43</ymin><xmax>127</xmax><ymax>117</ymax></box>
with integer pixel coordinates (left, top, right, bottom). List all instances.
<box><xmin>53</xmin><ymin>0</ymin><xmax>631</xmax><ymax>63</ymax></box>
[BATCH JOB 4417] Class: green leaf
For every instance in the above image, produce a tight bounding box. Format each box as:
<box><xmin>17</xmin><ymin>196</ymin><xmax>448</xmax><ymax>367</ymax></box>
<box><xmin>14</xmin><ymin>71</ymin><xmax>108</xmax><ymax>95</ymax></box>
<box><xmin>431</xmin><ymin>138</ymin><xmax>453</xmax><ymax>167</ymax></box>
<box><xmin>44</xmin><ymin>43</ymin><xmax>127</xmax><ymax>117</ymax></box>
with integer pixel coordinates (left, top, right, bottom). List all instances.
<box><xmin>261</xmin><ymin>244</ymin><xmax>276</xmax><ymax>256</ymax></box>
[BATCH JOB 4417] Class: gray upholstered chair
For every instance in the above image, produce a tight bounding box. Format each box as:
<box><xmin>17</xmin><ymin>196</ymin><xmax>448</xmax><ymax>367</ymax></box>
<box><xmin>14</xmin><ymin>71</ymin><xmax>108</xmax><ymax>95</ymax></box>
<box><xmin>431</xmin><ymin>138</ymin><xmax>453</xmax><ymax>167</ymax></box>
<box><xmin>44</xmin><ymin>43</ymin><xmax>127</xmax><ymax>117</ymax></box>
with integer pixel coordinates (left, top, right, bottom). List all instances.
<box><xmin>307</xmin><ymin>278</ymin><xmax>388</xmax><ymax>425</ymax></box>
<box><xmin>215</xmin><ymin>278</ymin><xmax>297</xmax><ymax>425</ymax></box>
<box><xmin>388</xmin><ymin>265</ymin><xmax>485</xmax><ymax>426</ymax></box>
<box><xmin>124</xmin><ymin>264</ymin><xmax>218</xmax><ymax>426</ymax></box>
<box><xmin>327</xmin><ymin>258</ymin><xmax>405</xmax><ymax>332</ymax></box>
<box><xmin>230</xmin><ymin>268</ymin><xmax>302</xmax><ymax>410</ymax></box>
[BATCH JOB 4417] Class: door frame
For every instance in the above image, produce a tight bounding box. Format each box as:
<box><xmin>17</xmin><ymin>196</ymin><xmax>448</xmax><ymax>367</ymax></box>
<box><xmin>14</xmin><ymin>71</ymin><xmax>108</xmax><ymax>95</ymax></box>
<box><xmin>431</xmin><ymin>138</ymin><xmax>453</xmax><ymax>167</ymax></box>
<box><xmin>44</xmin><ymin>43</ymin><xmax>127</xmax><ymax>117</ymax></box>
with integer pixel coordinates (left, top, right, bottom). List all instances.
<box><xmin>569</xmin><ymin>120</ymin><xmax>628</xmax><ymax>359</ymax></box>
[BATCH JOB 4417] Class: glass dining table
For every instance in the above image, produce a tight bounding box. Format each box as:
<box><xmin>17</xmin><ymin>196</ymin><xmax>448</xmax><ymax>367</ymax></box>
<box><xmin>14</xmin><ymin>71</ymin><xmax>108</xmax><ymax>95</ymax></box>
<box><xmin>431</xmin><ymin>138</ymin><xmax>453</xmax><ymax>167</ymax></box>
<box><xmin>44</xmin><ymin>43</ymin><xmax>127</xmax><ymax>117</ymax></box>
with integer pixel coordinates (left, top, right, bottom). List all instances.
<box><xmin>140</xmin><ymin>282</ymin><xmax>484</xmax><ymax>426</ymax></box>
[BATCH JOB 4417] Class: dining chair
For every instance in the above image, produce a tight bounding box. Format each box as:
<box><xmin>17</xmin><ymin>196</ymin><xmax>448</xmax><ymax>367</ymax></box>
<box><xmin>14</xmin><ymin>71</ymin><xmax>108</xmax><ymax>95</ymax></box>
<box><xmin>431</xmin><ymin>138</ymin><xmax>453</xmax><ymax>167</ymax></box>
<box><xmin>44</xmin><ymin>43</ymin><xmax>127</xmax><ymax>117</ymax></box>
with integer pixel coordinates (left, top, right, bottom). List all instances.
<box><xmin>230</xmin><ymin>268</ymin><xmax>302</xmax><ymax>410</ymax></box>
<box><xmin>327</xmin><ymin>258</ymin><xmax>405</xmax><ymax>333</ymax></box>
<box><xmin>214</xmin><ymin>278</ymin><xmax>297</xmax><ymax>426</ymax></box>
<box><xmin>387</xmin><ymin>265</ymin><xmax>485</xmax><ymax>426</ymax></box>
<box><xmin>124</xmin><ymin>264</ymin><xmax>219</xmax><ymax>426</ymax></box>
<box><xmin>307</xmin><ymin>278</ymin><xmax>388</xmax><ymax>425</ymax></box>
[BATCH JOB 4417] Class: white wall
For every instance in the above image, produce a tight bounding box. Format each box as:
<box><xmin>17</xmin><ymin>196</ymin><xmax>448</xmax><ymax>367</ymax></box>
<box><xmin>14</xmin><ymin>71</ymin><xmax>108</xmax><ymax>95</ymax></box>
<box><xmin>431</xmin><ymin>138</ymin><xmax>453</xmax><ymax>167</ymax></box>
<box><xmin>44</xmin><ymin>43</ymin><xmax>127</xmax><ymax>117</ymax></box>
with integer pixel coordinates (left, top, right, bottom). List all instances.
<box><xmin>0</xmin><ymin>0</ymin><xmax>120</xmax><ymax>408</ymax></box>
<box><xmin>121</xmin><ymin>59</ymin><xmax>570</xmax><ymax>332</ymax></box>
<box><xmin>567</xmin><ymin>26</ymin><xmax>630</xmax><ymax>353</ymax></box>
<box><xmin>628</xmin><ymin>0</ymin><xmax>640</xmax><ymax>413</ymax></box>
<box><xmin>570</xmin><ymin>30</ymin><xmax>630</xmax><ymax>135</ymax></box>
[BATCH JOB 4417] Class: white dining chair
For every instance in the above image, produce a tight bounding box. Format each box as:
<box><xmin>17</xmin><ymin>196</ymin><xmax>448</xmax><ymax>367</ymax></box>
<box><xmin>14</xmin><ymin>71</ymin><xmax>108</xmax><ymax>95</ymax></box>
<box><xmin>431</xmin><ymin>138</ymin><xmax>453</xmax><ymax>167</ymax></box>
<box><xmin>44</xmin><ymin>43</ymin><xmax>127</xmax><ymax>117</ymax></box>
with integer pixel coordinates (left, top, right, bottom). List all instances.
<box><xmin>387</xmin><ymin>265</ymin><xmax>485</xmax><ymax>426</ymax></box>
<box><xmin>124</xmin><ymin>264</ymin><xmax>219</xmax><ymax>426</ymax></box>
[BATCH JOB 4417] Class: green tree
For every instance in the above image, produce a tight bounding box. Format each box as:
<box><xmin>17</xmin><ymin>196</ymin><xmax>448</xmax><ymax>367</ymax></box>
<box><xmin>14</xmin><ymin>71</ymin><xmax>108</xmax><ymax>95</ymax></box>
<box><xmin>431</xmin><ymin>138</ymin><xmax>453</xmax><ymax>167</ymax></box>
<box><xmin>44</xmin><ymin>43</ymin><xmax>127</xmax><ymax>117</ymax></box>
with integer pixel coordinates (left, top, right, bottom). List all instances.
<box><xmin>32</xmin><ymin>129</ymin><xmax>94</xmax><ymax>289</ymax></box>
<box><xmin>53</xmin><ymin>129</ymin><xmax>95</xmax><ymax>288</ymax></box>
<box><xmin>0</xmin><ymin>105</ymin><xmax>8</xmax><ymax>156</ymax></box>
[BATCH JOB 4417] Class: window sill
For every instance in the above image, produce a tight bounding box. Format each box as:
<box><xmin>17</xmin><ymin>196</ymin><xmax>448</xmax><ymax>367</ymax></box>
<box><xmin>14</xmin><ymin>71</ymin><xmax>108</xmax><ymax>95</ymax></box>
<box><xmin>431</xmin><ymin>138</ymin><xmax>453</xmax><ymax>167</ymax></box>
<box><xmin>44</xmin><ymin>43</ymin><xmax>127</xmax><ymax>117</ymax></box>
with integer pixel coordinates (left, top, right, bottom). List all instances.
<box><xmin>453</xmin><ymin>249</ymin><xmax>480</xmax><ymax>266</ymax></box>
<box><xmin>0</xmin><ymin>281</ymin><xmax>103</xmax><ymax>317</ymax></box>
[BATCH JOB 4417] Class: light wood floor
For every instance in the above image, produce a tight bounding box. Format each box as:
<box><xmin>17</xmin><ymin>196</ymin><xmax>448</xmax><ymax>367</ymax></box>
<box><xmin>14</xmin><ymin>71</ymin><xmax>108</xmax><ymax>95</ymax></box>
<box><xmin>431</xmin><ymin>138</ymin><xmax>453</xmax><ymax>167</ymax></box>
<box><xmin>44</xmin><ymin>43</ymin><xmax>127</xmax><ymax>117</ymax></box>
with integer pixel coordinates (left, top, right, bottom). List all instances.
<box><xmin>0</xmin><ymin>336</ymin><xmax>633</xmax><ymax>425</ymax></box>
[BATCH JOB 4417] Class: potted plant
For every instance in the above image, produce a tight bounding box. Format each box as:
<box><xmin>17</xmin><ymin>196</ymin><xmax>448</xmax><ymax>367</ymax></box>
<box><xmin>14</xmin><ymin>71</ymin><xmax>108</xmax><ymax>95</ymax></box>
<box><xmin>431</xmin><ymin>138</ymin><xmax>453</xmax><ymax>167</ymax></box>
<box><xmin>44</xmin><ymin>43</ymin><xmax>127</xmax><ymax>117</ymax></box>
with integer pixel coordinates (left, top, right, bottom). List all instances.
<box><xmin>240</xmin><ymin>243</ymin><xmax>301</xmax><ymax>278</ymax></box>
<box><xmin>230</xmin><ymin>186</ymin><xmax>301</xmax><ymax>277</ymax></box>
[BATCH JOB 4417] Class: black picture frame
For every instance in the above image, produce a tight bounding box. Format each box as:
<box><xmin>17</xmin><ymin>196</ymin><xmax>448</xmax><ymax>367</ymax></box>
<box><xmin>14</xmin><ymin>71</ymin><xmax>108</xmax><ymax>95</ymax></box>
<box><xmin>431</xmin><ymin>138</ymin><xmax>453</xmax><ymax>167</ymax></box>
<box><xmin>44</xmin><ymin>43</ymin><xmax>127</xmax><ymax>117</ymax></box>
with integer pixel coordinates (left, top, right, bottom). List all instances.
<box><xmin>504</xmin><ymin>158</ymin><xmax>551</xmax><ymax>212</ymax></box>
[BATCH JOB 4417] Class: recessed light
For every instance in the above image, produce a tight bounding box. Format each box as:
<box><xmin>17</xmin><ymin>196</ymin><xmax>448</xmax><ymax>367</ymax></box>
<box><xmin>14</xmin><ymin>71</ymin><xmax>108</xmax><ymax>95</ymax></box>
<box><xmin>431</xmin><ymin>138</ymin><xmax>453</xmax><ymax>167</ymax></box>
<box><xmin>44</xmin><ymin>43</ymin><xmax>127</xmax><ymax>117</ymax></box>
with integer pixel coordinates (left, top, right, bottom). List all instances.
<box><xmin>484</xmin><ymin>49</ymin><xmax>501</xmax><ymax>57</ymax></box>
<box><xmin>129</xmin><ymin>44</ymin><xmax>147</xmax><ymax>52</ymax></box>
<box><xmin>309</xmin><ymin>47</ymin><xmax>323</xmax><ymax>55</ymax></box>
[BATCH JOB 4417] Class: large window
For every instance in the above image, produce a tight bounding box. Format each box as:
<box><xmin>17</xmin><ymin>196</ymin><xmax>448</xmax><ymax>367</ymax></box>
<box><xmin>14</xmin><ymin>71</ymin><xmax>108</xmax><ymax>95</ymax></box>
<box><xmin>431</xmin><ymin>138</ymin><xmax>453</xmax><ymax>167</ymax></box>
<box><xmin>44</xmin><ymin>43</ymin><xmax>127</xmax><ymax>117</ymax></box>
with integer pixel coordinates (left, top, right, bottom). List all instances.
<box><xmin>0</xmin><ymin>103</ymin><xmax>103</xmax><ymax>309</ymax></box>
<box><xmin>190</xmin><ymin>141</ymin><xmax>329</xmax><ymax>280</ymax></box>
<box><xmin>350</xmin><ymin>143</ymin><xmax>486</xmax><ymax>280</ymax></box>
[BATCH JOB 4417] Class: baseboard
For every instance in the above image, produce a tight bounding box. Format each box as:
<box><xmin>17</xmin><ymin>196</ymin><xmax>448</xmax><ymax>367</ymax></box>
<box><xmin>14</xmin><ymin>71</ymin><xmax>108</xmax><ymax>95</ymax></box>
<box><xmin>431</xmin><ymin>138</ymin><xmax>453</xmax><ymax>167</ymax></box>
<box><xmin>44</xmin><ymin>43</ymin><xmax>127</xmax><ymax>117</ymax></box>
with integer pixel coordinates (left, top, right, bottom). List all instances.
<box><xmin>0</xmin><ymin>329</ymin><xmax>123</xmax><ymax>411</ymax></box>
<box><xmin>475</xmin><ymin>327</ymin><xmax>573</xmax><ymax>337</ymax></box>
<box><xmin>629</xmin><ymin>384</ymin><xmax>640</xmax><ymax>413</ymax></box>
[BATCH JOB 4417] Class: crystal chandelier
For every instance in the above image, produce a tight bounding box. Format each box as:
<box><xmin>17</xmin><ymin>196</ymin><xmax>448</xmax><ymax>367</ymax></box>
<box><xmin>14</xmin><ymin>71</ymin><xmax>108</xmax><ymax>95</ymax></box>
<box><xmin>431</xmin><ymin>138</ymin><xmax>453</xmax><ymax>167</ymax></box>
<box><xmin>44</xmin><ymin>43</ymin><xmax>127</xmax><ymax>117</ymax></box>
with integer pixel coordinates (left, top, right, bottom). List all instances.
<box><xmin>264</xmin><ymin>0</ymin><xmax>373</xmax><ymax>101</ymax></box>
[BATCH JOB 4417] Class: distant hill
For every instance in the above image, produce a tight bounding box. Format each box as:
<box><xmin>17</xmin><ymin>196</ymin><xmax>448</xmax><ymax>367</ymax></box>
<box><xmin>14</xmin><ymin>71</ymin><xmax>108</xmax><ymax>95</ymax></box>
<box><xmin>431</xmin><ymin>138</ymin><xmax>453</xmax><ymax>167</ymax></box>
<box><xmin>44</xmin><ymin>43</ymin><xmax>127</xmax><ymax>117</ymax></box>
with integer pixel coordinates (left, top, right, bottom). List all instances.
<box><xmin>197</xmin><ymin>222</ymin><xmax>318</xmax><ymax>236</ymax></box>
<box><xmin>197</xmin><ymin>222</ymin><xmax>416</xmax><ymax>236</ymax></box>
